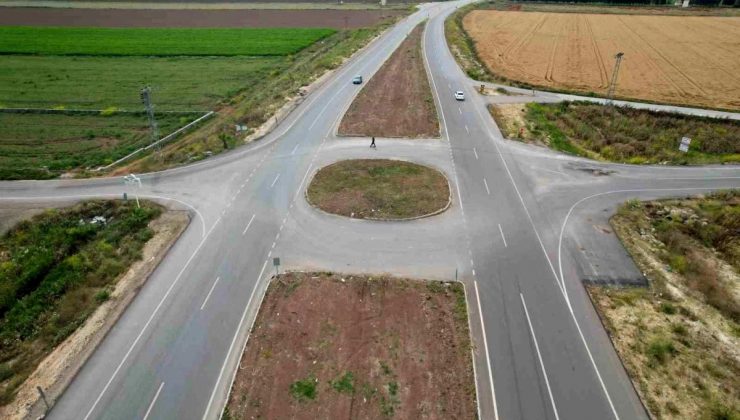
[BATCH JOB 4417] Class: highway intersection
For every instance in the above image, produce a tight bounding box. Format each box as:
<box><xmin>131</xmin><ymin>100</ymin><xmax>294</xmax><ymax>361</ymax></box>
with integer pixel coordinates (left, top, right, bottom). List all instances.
<box><xmin>1</xmin><ymin>1</ymin><xmax>738</xmax><ymax>418</ymax></box>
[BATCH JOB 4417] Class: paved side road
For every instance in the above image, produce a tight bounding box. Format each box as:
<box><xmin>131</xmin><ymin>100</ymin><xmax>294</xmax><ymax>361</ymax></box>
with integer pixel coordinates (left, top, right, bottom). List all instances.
<box><xmin>0</xmin><ymin>1</ymin><xmax>736</xmax><ymax>419</ymax></box>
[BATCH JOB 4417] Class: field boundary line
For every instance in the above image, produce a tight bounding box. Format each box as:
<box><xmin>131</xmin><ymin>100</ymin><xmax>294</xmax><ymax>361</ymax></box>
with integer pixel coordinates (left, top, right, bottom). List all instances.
<box><xmin>97</xmin><ymin>111</ymin><xmax>215</xmax><ymax>171</ymax></box>
<box><xmin>0</xmin><ymin>108</ymin><xmax>205</xmax><ymax>115</ymax></box>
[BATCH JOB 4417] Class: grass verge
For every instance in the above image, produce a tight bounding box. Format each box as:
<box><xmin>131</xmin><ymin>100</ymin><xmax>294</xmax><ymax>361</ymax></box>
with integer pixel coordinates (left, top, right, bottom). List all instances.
<box><xmin>306</xmin><ymin>159</ymin><xmax>450</xmax><ymax>220</ymax></box>
<box><xmin>337</xmin><ymin>22</ymin><xmax>439</xmax><ymax>138</ymax></box>
<box><xmin>586</xmin><ymin>191</ymin><xmax>739</xmax><ymax>419</ymax></box>
<box><xmin>0</xmin><ymin>200</ymin><xmax>163</xmax><ymax>406</ymax></box>
<box><xmin>224</xmin><ymin>272</ymin><xmax>476</xmax><ymax>419</ymax></box>
<box><xmin>0</xmin><ymin>26</ymin><xmax>335</xmax><ymax>56</ymax></box>
<box><xmin>490</xmin><ymin>102</ymin><xmax>740</xmax><ymax>165</ymax></box>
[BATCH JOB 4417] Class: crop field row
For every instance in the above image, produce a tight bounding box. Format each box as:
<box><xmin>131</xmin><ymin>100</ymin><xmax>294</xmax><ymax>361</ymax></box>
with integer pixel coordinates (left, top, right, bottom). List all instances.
<box><xmin>464</xmin><ymin>11</ymin><xmax>740</xmax><ymax>110</ymax></box>
<box><xmin>0</xmin><ymin>112</ymin><xmax>192</xmax><ymax>179</ymax></box>
<box><xmin>0</xmin><ymin>55</ymin><xmax>280</xmax><ymax>110</ymax></box>
<box><xmin>0</xmin><ymin>26</ymin><xmax>336</xmax><ymax>56</ymax></box>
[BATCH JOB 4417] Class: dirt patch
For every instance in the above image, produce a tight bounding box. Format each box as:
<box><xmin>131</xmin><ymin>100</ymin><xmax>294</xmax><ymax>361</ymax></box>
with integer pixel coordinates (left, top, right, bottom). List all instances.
<box><xmin>464</xmin><ymin>11</ymin><xmax>740</xmax><ymax>111</ymax></box>
<box><xmin>0</xmin><ymin>7</ymin><xmax>406</xmax><ymax>29</ymax></box>
<box><xmin>0</xmin><ymin>210</ymin><xmax>189</xmax><ymax>420</ymax></box>
<box><xmin>338</xmin><ymin>23</ymin><xmax>439</xmax><ymax>138</ymax></box>
<box><xmin>224</xmin><ymin>272</ymin><xmax>476</xmax><ymax>420</ymax></box>
<box><xmin>585</xmin><ymin>193</ymin><xmax>739</xmax><ymax>419</ymax></box>
<box><xmin>306</xmin><ymin>159</ymin><xmax>450</xmax><ymax>220</ymax></box>
<box><xmin>488</xmin><ymin>104</ymin><xmax>536</xmax><ymax>143</ymax></box>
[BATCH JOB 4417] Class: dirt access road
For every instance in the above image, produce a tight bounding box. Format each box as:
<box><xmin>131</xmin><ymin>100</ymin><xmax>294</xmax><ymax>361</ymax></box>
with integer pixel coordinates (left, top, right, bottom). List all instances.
<box><xmin>225</xmin><ymin>272</ymin><xmax>476</xmax><ymax>419</ymax></box>
<box><xmin>338</xmin><ymin>22</ymin><xmax>439</xmax><ymax>138</ymax></box>
<box><xmin>464</xmin><ymin>10</ymin><xmax>740</xmax><ymax>111</ymax></box>
<box><xmin>0</xmin><ymin>7</ymin><xmax>406</xmax><ymax>28</ymax></box>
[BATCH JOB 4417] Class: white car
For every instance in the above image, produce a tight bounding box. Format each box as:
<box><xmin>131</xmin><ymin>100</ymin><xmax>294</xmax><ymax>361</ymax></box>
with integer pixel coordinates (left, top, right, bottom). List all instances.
<box><xmin>454</xmin><ymin>90</ymin><xmax>465</xmax><ymax>101</ymax></box>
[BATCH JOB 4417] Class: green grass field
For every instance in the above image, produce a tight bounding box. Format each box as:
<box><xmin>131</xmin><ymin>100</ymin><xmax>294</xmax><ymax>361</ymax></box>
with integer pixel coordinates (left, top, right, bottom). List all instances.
<box><xmin>0</xmin><ymin>55</ymin><xmax>280</xmax><ymax>110</ymax></box>
<box><xmin>0</xmin><ymin>112</ymin><xmax>193</xmax><ymax>179</ymax></box>
<box><xmin>0</xmin><ymin>26</ymin><xmax>336</xmax><ymax>56</ymax></box>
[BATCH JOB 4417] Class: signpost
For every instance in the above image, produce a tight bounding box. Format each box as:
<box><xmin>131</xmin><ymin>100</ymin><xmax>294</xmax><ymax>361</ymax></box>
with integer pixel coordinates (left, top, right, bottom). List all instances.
<box><xmin>679</xmin><ymin>137</ymin><xmax>691</xmax><ymax>153</ymax></box>
<box><xmin>273</xmin><ymin>257</ymin><xmax>280</xmax><ymax>276</ymax></box>
<box><xmin>123</xmin><ymin>173</ymin><xmax>142</xmax><ymax>208</ymax></box>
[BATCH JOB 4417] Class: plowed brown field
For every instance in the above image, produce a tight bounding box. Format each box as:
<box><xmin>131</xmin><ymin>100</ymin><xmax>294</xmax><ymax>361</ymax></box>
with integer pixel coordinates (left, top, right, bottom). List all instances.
<box><xmin>464</xmin><ymin>11</ymin><xmax>740</xmax><ymax>110</ymax></box>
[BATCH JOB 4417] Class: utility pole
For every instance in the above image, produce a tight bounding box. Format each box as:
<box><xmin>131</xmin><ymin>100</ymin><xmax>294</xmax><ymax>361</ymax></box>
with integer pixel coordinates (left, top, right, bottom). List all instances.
<box><xmin>140</xmin><ymin>86</ymin><xmax>160</xmax><ymax>158</ymax></box>
<box><xmin>606</xmin><ymin>52</ymin><xmax>624</xmax><ymax>104</ymax></box>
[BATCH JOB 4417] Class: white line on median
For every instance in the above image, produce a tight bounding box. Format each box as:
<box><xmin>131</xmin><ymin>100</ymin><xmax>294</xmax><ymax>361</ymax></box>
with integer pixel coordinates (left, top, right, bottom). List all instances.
<box><xmin>200</xmin><ymin>277</ymin><xmax>220</xmax><ymax>311</ymax></box>
<box><xmin>242</xmin><ymin>214</ymin><xmax>256</xmax><ymax>235</ymax></box>
<box><xmin>483</xmin><ymin>178</ymin><xmax>490</xmax><ymax>195</ymax></box>
<box><xmin>475</xmin><ymin>281</ymin><xmax>500</xmax><ymax>420</ymax></box>
<box><xmin>498</xmin><ymin>224</ymin><xmax>507</xmax><ymax>248</ymax></box>
<box><xmin>142</xmin><ymin>382</ymin><xmax>164</xmax><ymax>420</ymax></box>
<box><xmin>270</xmin><ymin>173</ymin><xmax>280</xmax><ymax>188</ymax></box>
<box><xmin>520</xmin><ymin>293</ymin><xmax>560</xmax><ymax>420</ymax></box>
<box><xmin>473</xmin><ymin>147</ymin><xmax>479</xmax><ymax>160</ymax></box>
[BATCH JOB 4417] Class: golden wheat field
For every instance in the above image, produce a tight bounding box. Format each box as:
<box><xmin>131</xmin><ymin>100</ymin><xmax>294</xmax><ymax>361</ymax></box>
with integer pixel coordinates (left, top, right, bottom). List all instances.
<box><xmin>463</xmin><ymin>10</ymin><xmax>740</xmax><ymax>110</ymax></box>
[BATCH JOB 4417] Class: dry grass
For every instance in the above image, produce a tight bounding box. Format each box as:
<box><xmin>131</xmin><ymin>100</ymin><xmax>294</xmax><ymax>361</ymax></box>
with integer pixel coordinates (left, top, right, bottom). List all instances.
<box><xmin>587</xmin><ymin>191</ymin><xmax>740</xmax><ymax>419</ymax></box>
<box><xmin>464</xmin><ymin>10</ymin><xmax>740</xmax><ymax>111</ymax></box>
<box><xmin>306</xmin><ymin>159</ymin><xmax>450</xmax><ymax>220</ymax></box>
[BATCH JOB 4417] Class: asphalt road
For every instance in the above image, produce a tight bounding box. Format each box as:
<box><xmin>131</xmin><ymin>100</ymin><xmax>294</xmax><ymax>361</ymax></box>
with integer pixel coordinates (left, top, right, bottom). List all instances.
<box><xmin>1</xmin><ymin>1</ymin><xmax>738</xmax><ymax>419</ymax></box>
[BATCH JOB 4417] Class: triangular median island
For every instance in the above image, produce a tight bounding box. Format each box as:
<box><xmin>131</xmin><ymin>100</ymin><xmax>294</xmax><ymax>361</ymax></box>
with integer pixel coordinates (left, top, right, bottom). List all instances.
<box><xmin>338</xmin><ymin>22</ymin><xmax>440</xmax><ymax>139</ymax></box>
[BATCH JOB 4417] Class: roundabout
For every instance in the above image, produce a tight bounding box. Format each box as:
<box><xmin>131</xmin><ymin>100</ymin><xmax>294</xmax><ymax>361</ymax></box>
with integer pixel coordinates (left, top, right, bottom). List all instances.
<box><xmin>306</xmin><ymin>158</ymin><xmax>450</xmax><ymax>220</ymax></box>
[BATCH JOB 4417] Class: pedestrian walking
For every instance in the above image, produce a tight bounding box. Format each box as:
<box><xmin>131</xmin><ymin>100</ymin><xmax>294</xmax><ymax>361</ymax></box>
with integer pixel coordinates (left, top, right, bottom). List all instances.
<box><xmin>370</xmin><ymin>136</ymin><xmax>376</xmax><ymax>149</ymax></box>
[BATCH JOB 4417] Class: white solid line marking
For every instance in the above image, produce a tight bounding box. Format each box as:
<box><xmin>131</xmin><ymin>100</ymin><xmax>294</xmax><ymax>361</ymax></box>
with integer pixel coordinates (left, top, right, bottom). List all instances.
<box><xmin>203</xmin><ymin>259</ymin><xmax>269</xmax><ymax>420</ymax></box>
<box><xmin>520</xmin><ymin>293</ymin><xmax>560</xmax><ymax>420</ymax></box>
<box><xmin>290</xmin><ymin>144</ymin><xmax>299</xmax><ymax>155</ymax></box>
<box><xmin>465</xmin><ymin>125</ymin><xmax>469</xmax><ymax>134</ymax></box>
<box><xmin>483</xmin><ymin>178</ymin><xmax>490</xmax><ymax>195</ymax></box>
<box><xmin>82</xmin><ymin>217</ymin><xmax>221</xmax><ymax>420</ymax></box>
<box><xmin>270</xmin><ymin>173</ymin><xmax>280</xmax><ymax>188</ymax></box>
<box><xmin>242</xmin><ymin>214</ymin><xmax>256</xmax><ymax>235</ymax></box>
<box><xmin>475</xmin><ymin>281</ymin><xmax>499</xmax><ymax>420</ymax></box>
<box><xmin>143</xmin><ymin>382</ymin><xmax>164</xmax><ymax>420</ymax></box>
<box><xmin>200</xmin><ymin>277</ymin><xmax>220</xmax><ymax>311</ymax></box>
<box><xmin>498</xmin><ymin>224</ymin><xmax>507</xmax><ymax>248</ymax></box>
<box><xmin>473</xmin><ymin>147</ymin><xmax>479</xmax><ymax>160</ymax></box>
<box><xmin>294</xmin><ymin>164</ymin><xmax>313</xmax><ymax>201</ymax></box>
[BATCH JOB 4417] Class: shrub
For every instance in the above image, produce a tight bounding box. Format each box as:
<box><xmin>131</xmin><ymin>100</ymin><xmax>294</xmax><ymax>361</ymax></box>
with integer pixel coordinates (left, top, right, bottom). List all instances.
<box><xmin>660</xmin><ymin>302</ymin><xmax>677</xmax><ymax>315</ymax></box>
<box><xmin>290</xmin><ymin>376</ymin><xmax>317</xmax><ymax>402</ymax></box>
<box><xmin>646</xmin><ymin>337</ymin><xmax>677</xmax><ymax>366</ymax></box>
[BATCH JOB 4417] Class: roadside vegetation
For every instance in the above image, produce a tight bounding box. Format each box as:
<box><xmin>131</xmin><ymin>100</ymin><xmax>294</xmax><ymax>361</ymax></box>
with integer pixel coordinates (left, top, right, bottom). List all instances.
<box><xmin>444</xmin><ymin>2</ymin><xmax>499</xmax><ymax>84</ymax></box>
<box><xmin>0</xmin><ymin>200</ymin><xmax>162</xmax><ymax>405</ymax></box>
<box><xmin>0</xmin><ymin>111</ymin><xmax>196</xmax><ymax>180</ymax></box>
<box><xmin>490</xmin><ymin>102</ymin><xmax>740</xmax><ymax>165</ymax></box>
<box><xmin>306</xmin><ymin>159</ymin><xmax>450</xmax><ymax>220</ymax></box>
<box><xmin>587</xmin><ymin>191</ymin><xmax>739</xmax><ymax>419</ymax></box>
<box><xmin>224</xmin><ymin>272</ymin><xmax>476</xmax><ymax>419</ymax></box>
<box><xmin>0</xmin><ymin>13</ymin><xmax>406</xmax><ymax>179</ymax></box>
<box><xmin>338</xmin><ymin>22</ymin><xmax>439</xmax><ymax>138</ymax></box>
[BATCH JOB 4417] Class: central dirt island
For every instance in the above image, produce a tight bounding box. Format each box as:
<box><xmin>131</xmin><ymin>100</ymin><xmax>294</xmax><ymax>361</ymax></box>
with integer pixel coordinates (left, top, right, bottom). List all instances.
<box><xmin>223</xmin><ymin>272</ymin><xmax>476</xmax><ymax>419</ymax></box>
